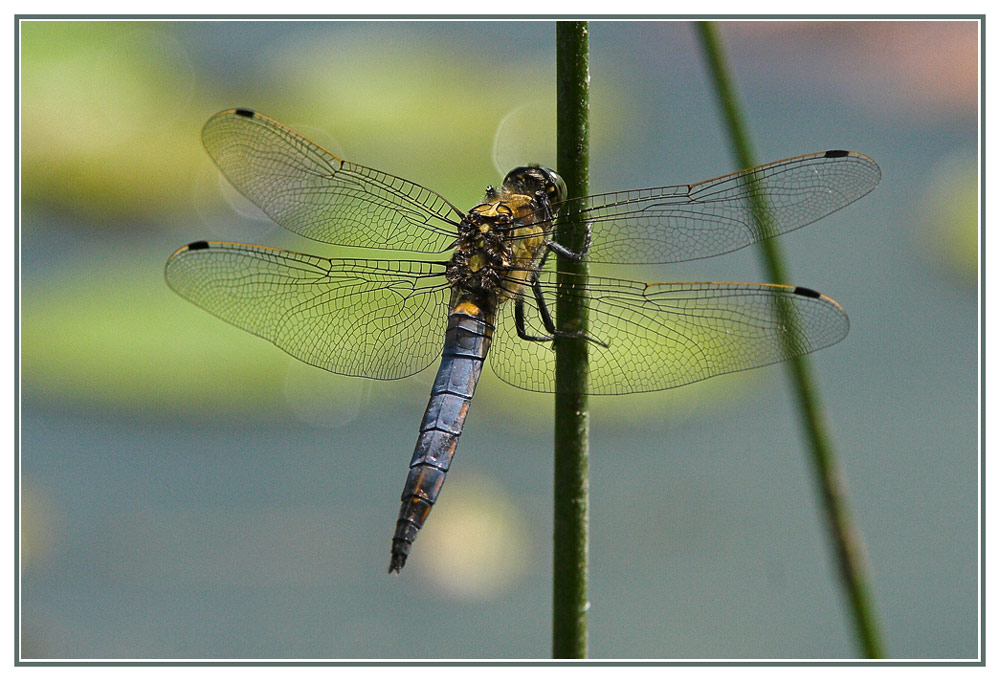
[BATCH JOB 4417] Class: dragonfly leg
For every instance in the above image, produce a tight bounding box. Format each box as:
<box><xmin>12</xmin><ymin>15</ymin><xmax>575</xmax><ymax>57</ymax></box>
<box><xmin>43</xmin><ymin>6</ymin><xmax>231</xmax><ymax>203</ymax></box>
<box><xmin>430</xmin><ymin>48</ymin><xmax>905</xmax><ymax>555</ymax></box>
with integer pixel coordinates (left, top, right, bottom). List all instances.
<box><xmin>514</xmin><ymin>272</ymin><xmax>609</xmax><ymax>348</ymax></box>
<box><xmin>543</xmin><ymin>220</ymin><xmax>592</xmax><ymax>263</ymax></box>
<box><xmin>537</xmin><ymin>188</ymin><xmax>592</xmax><ymax>263</ymax></box>
<box><xmin>514</xmin><ymin>294</ymin><xmax>554</xmax><ymax>342</ymax></box>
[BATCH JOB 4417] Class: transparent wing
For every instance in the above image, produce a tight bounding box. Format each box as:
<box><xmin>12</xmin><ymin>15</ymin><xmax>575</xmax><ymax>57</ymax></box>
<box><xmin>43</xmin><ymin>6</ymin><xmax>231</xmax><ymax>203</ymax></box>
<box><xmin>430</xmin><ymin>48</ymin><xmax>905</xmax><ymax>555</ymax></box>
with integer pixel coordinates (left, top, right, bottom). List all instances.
<box><xmin>201</xmin><ymin>109</ymin><xmax>464</xmax><ymax>253</ymax></box>
<box><xmin>554</xmin><ymin>150</ymin><xmax>880</xmax><ymax>264</ymax></box>
<box><xmin>490</xmin><ymin>272</ymin><xmax>849</xmax><ymax>394</ymax></box>
<box><xmin>165</xmin><ymin>241</ymin><xmax>451</xmax><ymax>380</ymax></box>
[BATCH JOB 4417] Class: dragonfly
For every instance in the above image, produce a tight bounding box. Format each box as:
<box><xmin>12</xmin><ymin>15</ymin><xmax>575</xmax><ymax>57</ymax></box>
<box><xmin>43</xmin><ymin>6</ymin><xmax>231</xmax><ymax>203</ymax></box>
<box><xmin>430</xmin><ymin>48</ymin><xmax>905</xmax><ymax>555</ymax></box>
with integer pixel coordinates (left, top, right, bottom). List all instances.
<box><xmin>165</xmin><ymin>108</ymin><xmax>881</xmax><ymax>573</ymax></box>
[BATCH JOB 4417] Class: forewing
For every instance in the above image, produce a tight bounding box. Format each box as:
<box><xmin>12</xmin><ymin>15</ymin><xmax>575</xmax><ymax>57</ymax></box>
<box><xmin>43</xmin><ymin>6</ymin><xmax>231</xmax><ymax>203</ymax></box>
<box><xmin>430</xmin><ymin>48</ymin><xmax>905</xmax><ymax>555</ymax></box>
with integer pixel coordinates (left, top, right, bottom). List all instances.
<box><xmin>490</xmin><ymin>273</ymin><xmax>849</xmax><ymax>394</ymax></box>
<box><xmin>201</xmin><ymin>109</ymin><xmax>464</xmax><ymax>253</ymax></box>
<box><xmin>165</xmin><ymin>241</ymin><xmax>451</xmax><ymax>380</ymax></box>
<box><xmin>557</xmin><ymin>150</ymin><xmax>880</xmax><ymax>264</ymax></box>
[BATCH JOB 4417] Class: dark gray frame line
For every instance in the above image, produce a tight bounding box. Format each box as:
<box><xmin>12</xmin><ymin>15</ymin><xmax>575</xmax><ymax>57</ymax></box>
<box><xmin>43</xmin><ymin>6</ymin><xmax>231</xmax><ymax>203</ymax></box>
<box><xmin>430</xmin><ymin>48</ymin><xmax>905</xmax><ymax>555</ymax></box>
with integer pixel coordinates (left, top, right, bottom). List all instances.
<box><xmin>13</xmin><ymin>15</ymin><xmax>985</xmax><ymax>665</ymax></box>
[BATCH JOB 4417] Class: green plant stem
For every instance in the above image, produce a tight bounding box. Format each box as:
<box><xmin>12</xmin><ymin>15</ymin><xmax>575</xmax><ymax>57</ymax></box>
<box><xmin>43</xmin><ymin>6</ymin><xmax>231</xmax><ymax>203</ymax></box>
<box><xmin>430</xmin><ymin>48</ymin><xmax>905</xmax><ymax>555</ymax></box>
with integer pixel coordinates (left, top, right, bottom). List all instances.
<box><xmin>552</xmin><ymin>20</ymin><xmax>590</xmax><ymax>660</ymax></box>
<box><xmin>695</xmin><ymin>21</ymin><xmax>885</xmax><ymax>659</ymax></box>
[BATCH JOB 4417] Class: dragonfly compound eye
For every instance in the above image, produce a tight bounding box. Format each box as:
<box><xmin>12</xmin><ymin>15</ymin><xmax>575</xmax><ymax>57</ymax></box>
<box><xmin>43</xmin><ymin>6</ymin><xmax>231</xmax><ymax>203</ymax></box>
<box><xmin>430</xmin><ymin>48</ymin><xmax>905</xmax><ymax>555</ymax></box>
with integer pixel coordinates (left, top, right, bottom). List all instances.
<box><xmin>545</xmin><ymin>168</ymin><xmax>567</xmax><ymax>204</ymax></box>
<box><xmin>502</xmin><ymin>165</ymin><xmax>566</xmax><ymax>204</ymax></box>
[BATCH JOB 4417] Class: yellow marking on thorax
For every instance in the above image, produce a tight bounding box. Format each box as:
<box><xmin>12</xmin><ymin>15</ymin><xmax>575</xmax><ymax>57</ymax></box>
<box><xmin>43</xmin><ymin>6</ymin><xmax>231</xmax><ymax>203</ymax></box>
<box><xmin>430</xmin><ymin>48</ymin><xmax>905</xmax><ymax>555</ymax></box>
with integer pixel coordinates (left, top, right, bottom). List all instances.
<box><xmin>468</xmin><ymin>193</ymin><xmax>553</xmax><ymax>302</ymax></box>
<box><xmin>510</xmin><ymin>224</ymin><xmax>546</xmax><ymax>261</ymax></box>
<box><xmin>471</xmin><ymin>194</ymin><xmax>549</xmax><ymax>260</ymax></box>
<box><xmin>471</xmin><ymin>202</ymin><xmax>505</xmax><ymax>218</ymax></box>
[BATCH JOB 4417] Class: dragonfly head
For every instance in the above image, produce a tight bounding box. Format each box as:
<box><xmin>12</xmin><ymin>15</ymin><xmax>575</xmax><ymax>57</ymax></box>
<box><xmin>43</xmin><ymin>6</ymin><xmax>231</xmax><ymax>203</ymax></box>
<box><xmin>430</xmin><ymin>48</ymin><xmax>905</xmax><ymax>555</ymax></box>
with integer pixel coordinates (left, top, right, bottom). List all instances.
<box><xmin>502</xmin><ymin>165</ymin><xmax>567</xmax><ymax>206</ymax></box>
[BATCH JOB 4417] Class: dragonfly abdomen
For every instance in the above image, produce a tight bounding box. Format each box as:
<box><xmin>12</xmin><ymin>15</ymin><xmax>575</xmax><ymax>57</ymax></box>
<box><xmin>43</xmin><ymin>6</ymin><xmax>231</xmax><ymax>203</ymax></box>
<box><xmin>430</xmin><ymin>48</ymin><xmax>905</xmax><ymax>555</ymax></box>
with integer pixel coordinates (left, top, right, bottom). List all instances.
<box><xmin>389</xmin><ymin>301</ymin><xmax>496</xmax><ymax>573</ymax></box>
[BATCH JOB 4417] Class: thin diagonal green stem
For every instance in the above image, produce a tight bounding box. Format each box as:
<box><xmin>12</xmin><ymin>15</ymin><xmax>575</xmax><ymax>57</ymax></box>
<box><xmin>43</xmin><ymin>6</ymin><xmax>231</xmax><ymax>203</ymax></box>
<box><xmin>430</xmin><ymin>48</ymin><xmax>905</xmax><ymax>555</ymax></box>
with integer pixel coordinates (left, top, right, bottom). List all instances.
<box><xmin>696</xmin><ymin>21</ymin><xmax>885</xmax><ymax>659</ymax></box>
<box><xmin>552</xmin><ymin>20</ymin><xmax>590</xmax><ymax>660</ymax></box>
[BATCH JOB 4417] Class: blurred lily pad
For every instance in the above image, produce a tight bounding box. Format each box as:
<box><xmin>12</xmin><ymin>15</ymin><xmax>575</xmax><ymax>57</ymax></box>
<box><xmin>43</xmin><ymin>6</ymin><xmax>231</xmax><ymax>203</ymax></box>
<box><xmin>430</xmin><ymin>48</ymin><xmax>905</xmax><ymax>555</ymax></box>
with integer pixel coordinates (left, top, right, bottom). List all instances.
<box><xmin>914</xmin><ymin>149</ymin><xmax>978</xmax><ymax>283</ymax></box>
<box><xmin>22</xmin><ymin>248</ymin><xmax>299</xmax><ymax>419</ymax></box>
<box><xmin>21</xmin><ymin>22</ymin><xmax>202</xmax><ymax>220</ymax></box>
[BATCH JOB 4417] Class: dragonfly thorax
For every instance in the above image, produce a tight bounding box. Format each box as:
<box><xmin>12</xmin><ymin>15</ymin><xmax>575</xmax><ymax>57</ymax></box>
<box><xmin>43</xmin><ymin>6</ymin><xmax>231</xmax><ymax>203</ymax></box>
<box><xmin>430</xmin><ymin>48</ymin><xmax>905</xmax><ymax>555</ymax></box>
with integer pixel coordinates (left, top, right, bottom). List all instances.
<box><xmin>446</xmin><ymin>208</ymin><xmax>517</xmax><ymax>297</ymax></box>
<box><xmin>446</xmin><ymin>185</ymin><xmax>555</xmax><ymax>303</ymax></box>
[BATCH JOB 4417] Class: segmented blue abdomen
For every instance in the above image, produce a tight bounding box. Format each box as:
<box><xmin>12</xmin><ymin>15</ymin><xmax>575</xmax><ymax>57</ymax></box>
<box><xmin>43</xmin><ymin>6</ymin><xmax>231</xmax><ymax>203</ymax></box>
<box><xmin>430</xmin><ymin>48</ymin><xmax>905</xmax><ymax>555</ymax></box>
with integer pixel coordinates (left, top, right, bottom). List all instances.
<box><xmin>389</xmin><ymin>306</ymin><xmax>495</xmax><ymax>573</ymax></box>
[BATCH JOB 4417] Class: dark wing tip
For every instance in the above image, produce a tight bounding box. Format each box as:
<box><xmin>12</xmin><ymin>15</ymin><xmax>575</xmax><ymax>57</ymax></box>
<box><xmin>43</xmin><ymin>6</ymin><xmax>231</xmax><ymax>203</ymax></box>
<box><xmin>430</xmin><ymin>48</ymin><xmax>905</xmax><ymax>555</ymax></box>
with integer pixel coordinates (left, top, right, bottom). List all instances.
<box><xmin>823</xmin><ymin>149</ymin><xmax>850</xmax><ymax>158</ymax></box>
<box><xmin>792</xmin><ymin>286</ymin><xmax>822</xmax><ymax>299</ymax></box>
<box><xmin>166</xmin><ymin>240</ymin><xmax>212</xmax><ymax>265</ymax></box>
<box><xmin>164</xmin><ymin>240</ymin><xmax>213</xmax><ymax>282</ymax></box>
<box><xmin>234</xmin><ymin>108</ymin><xmax>256</xmax><ymax>118</ymax></box>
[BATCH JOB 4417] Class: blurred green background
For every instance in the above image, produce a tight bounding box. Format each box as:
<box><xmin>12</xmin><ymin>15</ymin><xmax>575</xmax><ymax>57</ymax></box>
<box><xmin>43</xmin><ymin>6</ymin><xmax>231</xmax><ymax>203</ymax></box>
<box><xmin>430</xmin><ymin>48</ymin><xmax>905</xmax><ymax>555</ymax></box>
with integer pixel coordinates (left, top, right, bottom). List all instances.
<box><xmin>19</xmin><ymin>20</ymin><xmax>978</xmax><ymax>659</ymax></box>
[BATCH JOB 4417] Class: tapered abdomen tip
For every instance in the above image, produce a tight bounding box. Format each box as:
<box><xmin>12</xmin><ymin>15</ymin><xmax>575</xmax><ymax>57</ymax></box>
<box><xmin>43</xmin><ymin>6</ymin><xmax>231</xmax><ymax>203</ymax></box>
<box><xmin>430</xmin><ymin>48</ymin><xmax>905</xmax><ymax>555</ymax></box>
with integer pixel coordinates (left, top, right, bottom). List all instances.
<box><xmin>388</xmin><ymin>553</ymin><xmax>407</xmax><ymax>574</ymax></box>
